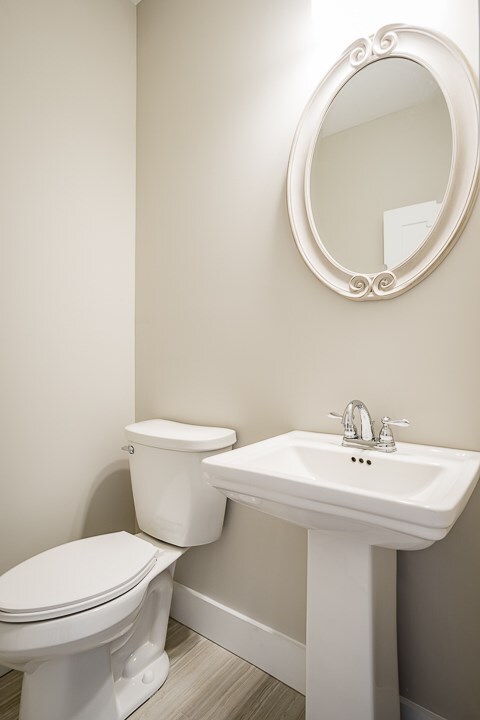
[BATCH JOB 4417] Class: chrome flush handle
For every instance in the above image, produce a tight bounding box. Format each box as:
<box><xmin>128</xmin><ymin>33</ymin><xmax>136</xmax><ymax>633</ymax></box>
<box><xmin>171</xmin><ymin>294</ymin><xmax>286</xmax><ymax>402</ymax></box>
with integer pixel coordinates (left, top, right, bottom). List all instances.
<box><xmin>121</xmin><ymin>445</ymin><xmax>135</xmax><ymax>454</ymax></box>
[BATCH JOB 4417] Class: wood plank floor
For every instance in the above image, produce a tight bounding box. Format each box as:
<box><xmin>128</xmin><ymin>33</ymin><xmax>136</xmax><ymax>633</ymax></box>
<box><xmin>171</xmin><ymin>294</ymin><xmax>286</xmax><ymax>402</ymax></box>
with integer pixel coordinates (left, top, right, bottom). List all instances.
<box><xmin>0</xmin><ymin>619</ymin><xmax>305</xmax><ymax>720</ymax></box>
<box><xmin>0</xmin><ymin>670</ymin><xmax>21</xmax><ymax>720</ymax></box>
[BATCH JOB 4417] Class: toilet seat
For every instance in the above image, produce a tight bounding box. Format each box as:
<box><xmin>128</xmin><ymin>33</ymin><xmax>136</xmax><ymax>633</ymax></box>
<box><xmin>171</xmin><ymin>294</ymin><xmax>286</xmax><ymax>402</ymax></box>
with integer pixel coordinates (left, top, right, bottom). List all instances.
<box><xmin>0</xmin><ymin>532</ymin><xmax>158</xmax><ymax>623</ymax></box>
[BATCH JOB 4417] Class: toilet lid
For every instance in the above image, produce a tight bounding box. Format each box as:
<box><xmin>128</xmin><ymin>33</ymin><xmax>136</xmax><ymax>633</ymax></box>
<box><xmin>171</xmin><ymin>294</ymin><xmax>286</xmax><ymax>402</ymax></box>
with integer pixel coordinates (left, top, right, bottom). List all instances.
<box><xmin>0</xmin><ymin>532</ymin><xmax>158</xmax><ymax>623</ymax></box>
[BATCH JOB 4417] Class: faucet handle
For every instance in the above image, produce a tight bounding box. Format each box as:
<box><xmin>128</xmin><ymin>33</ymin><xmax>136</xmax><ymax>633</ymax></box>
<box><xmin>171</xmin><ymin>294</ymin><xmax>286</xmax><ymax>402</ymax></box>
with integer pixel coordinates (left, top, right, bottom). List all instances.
<box><xmin>328</xmin><ymin>412</ymin><xmax>343</xmax><ymax>420</ymax></box>
<box><xmin>328</xmin><ymin>411</ymin><xmax>357</xmax><ymax>439</ymax></box>
<box><xmin>376</xmin><ymin>416</ymin><xmax>409</xmax><ymax>453</ymax></box>
<box><xmin>381</xmin><ymin>417</ymin><xmax>410</xmax><ymax>428</ymax></box>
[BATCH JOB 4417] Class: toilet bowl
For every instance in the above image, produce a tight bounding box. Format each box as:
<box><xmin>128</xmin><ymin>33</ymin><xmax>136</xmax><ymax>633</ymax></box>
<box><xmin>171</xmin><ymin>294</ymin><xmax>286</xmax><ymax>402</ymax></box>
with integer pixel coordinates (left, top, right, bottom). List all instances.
<box><xmin>0</xmin><ymin>420</ymin><xmax>235</xmax><ymax>720</ymax></box>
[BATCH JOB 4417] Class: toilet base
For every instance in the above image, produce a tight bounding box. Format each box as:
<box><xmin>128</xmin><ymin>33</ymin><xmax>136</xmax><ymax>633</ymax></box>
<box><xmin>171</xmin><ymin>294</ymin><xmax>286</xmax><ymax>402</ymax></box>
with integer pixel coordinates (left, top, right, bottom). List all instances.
<box><xmin>17</xmin><ymin>569</ymin><xmax>174</xmax><ymax>720</ymax></box>
<box><xmin>19</xmin><ymin>645</ymin><xmax>170</xmax><ymax>720</ymax></box>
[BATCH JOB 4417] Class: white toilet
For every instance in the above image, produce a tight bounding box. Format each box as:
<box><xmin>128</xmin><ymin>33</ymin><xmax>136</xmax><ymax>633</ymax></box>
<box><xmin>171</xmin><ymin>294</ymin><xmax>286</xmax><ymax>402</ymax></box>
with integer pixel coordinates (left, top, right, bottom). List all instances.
<box><xmin>0</xmin><ymin>419</ymin><xmax>235</xmax><ymax>720</ymax></box>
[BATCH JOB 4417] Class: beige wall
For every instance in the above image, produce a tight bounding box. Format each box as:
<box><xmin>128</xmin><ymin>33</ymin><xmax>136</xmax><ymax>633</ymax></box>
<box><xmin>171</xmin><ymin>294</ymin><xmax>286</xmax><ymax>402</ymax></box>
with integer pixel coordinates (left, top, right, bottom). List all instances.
<box><xmin>137</xmin><ymin>1</ymin><xmax>480</xmax><ymax>717</ymax></box>
<box><xmin>0</xmin><ymin>0</ymin><xmax>137</xmax><ymax>574</ymax></box>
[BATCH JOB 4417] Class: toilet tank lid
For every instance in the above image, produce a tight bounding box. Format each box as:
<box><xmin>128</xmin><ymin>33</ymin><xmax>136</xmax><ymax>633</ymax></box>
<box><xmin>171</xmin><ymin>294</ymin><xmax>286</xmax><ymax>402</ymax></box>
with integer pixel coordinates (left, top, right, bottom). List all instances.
<box><xmin>125</xmin><ymin>419</ymin><xmax>236</xmax><ymax>452</ymax></box>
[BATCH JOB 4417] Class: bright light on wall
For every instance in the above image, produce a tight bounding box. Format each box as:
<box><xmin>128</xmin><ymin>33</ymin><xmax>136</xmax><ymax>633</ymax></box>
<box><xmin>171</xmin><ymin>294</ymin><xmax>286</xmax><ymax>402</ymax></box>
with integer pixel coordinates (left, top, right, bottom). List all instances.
<box><xmin>310</xmin><ymin>0</ymin><xmax>477</xmax><ymax>79</ymax></box>
<box><xmin>311</xmin><ymin>0</ymin><xmax>453</xmax><ymax>35</ymax></box>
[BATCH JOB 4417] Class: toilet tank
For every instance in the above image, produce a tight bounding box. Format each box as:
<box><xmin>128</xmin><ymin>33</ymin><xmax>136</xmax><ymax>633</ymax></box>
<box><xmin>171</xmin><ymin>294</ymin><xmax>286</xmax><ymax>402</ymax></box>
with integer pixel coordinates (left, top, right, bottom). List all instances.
<box><xmin>124</xmin><ymin>420</ymin><xmax>236</xmax><ymax>547</ymax></box>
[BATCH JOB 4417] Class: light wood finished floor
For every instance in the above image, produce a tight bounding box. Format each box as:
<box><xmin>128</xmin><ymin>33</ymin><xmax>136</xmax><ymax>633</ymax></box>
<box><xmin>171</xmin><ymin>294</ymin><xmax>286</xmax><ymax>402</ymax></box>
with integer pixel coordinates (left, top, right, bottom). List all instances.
<box><xmin>0</xmin><ymin>619</ymin><xmax>305</xmax><ymax>720</ymax></box>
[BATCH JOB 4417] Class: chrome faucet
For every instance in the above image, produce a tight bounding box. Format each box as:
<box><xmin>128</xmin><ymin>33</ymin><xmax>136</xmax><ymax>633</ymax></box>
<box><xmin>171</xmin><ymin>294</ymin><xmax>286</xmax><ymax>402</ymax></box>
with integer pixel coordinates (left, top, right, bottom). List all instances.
<box><xmin>329</xmin><ymin>400</ymin><xmax>409</xmax><ymax>453</ymax></box>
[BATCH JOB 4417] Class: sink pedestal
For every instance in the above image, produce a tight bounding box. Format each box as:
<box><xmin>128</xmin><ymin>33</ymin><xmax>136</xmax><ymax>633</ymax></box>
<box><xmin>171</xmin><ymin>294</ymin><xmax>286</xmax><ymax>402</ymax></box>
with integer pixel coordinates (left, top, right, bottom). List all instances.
<box><xmin>307</xmin><ymin>530</ymin><xmax>400</xmax><ymax>720</ymax></box>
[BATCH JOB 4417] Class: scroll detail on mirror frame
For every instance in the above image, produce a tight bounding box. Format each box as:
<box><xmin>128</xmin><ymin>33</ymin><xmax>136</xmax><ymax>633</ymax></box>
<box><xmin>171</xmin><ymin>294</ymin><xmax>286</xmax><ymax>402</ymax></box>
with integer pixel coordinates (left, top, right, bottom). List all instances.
<box><xmin>287</xmin><ymin>24</ymin><xmax>479</xmax><ymax>301</ymax></box>
<box><xmin>350</xmin><ymin>271</ymin><xmax>397</xmax><ymax>299</ymax></box>
<box><xmin>350</xmin><ymin>26</ymin><xmax>398</xmax><ymax>67</ymax></box>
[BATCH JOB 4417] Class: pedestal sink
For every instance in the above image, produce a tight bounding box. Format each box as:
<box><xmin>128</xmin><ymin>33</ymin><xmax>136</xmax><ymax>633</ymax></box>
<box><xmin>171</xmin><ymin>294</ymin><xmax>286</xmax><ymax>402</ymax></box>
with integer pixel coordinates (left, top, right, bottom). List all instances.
<box><xmin>202</xmin><ymin>431</ymin><xmax>480</xmax><ymax>720</ymax></box>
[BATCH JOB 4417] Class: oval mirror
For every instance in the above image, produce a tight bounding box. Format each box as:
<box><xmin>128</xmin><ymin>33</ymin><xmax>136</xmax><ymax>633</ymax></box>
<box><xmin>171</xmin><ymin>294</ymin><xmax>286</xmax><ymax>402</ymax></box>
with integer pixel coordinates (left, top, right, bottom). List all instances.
<box><xmin>288</xmin><ymin>25</ymin><xmax>479</xmax><ymax>300</ymax></box>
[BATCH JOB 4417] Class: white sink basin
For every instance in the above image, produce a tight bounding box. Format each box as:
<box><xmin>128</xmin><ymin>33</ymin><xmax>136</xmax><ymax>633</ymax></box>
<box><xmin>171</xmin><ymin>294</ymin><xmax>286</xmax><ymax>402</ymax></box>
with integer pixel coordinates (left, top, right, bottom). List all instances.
<box><xmin>203</xmin><ymin>431</ymin><xmax>480</xmax><ymax>549</ymax></box>
<box><xmin>204</xmin><ymin>431</ymin><xmax>480</xmax><ymax>719</ymax></box>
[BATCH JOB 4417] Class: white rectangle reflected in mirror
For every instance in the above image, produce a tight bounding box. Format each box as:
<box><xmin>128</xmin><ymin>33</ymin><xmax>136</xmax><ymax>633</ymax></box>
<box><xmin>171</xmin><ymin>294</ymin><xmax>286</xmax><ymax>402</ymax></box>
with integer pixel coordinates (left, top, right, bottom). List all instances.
<box><xmin>383</xmin><ymin>200</ymin><xmax>441</xmax><ymax>269</ymax></box>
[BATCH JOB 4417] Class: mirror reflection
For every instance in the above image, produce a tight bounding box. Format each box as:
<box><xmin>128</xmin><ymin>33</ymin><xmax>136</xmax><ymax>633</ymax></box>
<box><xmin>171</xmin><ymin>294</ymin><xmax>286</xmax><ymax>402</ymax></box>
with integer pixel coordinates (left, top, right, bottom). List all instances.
<box><xmin>309</xmin><ymin>58</ymin><xmax>452</xmax><ymax>274</ymax></box>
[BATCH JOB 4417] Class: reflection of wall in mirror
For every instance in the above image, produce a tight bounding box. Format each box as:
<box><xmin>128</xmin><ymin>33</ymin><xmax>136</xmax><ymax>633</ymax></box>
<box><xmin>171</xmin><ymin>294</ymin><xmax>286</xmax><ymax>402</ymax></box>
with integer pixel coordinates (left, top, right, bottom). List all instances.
<box><xmin>310</xmin><ymin>92</ymin><xmax>451</xmax><ymax>274</ymax></box>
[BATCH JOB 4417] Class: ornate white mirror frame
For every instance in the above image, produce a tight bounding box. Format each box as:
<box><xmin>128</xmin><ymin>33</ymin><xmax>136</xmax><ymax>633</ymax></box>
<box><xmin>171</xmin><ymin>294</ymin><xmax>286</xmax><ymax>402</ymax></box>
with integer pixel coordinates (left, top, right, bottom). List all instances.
<box><xmin>287</xmin><ymin>24</ymin><xmax>479</xmax><ymax>300</ymax></box>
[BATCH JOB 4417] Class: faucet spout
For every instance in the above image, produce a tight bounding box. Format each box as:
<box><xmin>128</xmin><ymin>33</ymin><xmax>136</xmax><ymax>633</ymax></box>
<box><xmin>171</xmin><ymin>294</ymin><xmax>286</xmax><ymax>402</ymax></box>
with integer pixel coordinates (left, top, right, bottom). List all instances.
<box><xmin>342</xmin><ymin>400</ymin><xmax>375</xmax><ymax>443</ymax></box>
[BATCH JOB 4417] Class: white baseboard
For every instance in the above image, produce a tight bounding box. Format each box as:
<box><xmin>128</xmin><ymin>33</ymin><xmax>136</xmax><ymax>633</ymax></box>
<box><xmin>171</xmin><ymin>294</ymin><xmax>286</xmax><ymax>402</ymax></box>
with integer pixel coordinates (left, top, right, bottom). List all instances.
<box><xmin>400</xmin><ymin>697</ymin><xmax>447</xmax><ymax>720</ymax></box>
<box><xmin>170</xmin><ymin>581</ymin><xmax>306</xmax><ymax>694</ymax></box>
<box><xmin>171</xmin><ymin>581</ymin><xmax>447</xmax><ymax>720</ymax></box>
<box><xmin>0</xmin><ymin>665</ymin><xmax>10</xmax><ymax>678</ymax></box>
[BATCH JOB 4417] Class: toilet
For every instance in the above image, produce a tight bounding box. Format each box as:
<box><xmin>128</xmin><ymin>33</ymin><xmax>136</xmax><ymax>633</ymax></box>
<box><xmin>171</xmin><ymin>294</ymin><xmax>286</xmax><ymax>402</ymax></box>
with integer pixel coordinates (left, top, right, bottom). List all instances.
<box><xmin>0</xmin><ymin>419</ymin><xmax>236</xmax><ymax>720</ymax></box>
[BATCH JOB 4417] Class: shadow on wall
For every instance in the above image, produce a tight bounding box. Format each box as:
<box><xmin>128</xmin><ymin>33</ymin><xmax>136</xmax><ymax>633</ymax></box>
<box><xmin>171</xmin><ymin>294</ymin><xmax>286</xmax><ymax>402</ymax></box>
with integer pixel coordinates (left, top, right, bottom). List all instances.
<box><xmin>82</xmin><ymin>461</ymin><xmax>136</xmax><ymax>538</ymax></box>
